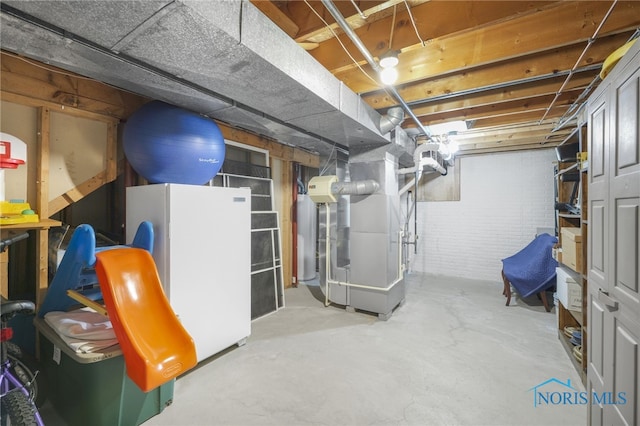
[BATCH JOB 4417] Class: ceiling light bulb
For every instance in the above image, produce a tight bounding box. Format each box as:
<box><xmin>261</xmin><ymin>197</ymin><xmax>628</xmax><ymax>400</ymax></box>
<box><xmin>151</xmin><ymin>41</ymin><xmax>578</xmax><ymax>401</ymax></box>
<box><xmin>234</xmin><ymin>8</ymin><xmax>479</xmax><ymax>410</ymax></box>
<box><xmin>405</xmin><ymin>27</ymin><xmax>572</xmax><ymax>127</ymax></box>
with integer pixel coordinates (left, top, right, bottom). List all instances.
<box><xmin>380</xmin><ymin>67</ymin><xmax>398</xmax><ymax>85</ymax></box>
<box><xmin>379</xmin><ymin>54</ymin><xmax>399</xmax><ymax>68</ymax></box>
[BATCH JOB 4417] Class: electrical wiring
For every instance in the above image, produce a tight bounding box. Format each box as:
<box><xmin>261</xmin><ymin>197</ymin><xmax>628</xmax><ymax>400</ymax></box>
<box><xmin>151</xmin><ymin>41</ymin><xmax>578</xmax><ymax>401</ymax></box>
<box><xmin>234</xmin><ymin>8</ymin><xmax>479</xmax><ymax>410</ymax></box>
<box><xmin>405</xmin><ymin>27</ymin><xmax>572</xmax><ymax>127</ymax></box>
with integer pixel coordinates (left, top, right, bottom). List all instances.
<box><xmin>349</xmin><ymin>0</ymin><xmax>367</xmax><ymax>19</ymax></box>
<box><xmin>539</xmin><ymin>0</ymin><xmax>618</xmax><ymax>124</ymax></box>
<box><xmin>403</xmin><ymin>0</ymin><xmax>426</xmax><ymax>47</ymax></box>
<box><xmin>388</xmin><ymin>4</ymin><xmax>396</xmax><ymax>51</ymax></box>
<box><xmin>319</xmin><ymin>141</ymin><xmax>337</xmax><ymax>176</ymax></box>
<box><xmin>303</xmin><ymin>0</ymin><xmax>379</xmax><ymax>87</ymax></box>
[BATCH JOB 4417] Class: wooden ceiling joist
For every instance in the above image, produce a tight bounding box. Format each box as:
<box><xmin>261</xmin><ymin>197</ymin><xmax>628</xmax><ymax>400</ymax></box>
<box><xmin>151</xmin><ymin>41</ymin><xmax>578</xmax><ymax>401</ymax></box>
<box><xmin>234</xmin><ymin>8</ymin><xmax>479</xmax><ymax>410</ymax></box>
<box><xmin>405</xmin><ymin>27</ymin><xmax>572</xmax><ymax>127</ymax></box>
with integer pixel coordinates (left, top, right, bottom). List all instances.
<box><xmin>409</xmin><ymin>84</ymin><xmax>587</xmax><ymax>119</ymax></box>
<box><xmin>307</xmin><ymin>1</ymin><xmax>559</xmax><ymax>72</ymax></box>
<box><xmin>254</xmin><ymin>1</ymin><xmax>639</xmax><ymax>154</ymax></box>
<box><xmin>362</xmin><ymin>31</ymin><xmax>630</xmax><ymax>109</ymax></box>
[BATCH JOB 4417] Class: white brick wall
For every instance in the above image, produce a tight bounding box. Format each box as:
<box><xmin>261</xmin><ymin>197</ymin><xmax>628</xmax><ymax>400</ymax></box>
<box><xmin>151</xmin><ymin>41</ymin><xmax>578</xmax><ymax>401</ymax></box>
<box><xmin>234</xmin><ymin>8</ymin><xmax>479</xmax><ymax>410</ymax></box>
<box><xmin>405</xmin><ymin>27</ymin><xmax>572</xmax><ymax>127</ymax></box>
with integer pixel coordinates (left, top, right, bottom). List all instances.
<box><xmin>410</xmin><ymin>149</ymin><xmax>557</xmax><ymax>281</ymax></box>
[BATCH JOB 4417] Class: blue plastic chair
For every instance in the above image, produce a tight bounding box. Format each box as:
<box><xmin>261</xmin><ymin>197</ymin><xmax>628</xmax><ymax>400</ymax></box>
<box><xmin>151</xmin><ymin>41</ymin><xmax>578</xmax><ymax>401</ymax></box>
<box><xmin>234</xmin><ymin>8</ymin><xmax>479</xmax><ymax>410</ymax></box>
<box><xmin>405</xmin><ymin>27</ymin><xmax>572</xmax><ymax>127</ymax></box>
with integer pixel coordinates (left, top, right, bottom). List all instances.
<box><xmin>38</xmin><ymin>222</ymin><xmax>154</xmax><ymax>317</ymax></box>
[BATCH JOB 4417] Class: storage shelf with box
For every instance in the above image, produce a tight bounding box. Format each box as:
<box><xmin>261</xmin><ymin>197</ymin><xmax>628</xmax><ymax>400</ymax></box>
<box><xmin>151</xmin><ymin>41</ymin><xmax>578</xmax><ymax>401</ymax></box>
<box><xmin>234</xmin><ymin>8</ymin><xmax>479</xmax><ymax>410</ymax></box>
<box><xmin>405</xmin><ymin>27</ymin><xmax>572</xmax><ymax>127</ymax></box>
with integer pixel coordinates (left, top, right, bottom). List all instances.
<box><xmin>557</xmin><ymin>264</ymin><xmax>585</xmax><ymax>383</ymax></box>
<box><xmin>560</xmin><ymin>227</ymin><xmax>582</xmax><ymax>274</ymax></box>
<box><xmin>553</xmin><ymin>120</ymin><xmax>588</xmax><ymax>384</ymax></box>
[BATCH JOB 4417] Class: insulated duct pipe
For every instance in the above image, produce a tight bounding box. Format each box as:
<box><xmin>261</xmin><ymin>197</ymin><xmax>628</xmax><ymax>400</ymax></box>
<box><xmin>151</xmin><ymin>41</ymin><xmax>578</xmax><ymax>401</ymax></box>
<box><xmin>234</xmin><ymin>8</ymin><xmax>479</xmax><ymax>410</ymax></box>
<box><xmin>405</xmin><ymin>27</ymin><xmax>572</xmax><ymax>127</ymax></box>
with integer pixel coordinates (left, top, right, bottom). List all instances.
<box><xmin>320</xmin><ymin>0</ymin><xmax>431</xmax><ymax>139</ymax></box>
<box><xmin>332</xmin><ymin>179</ymin><xmax>380</xmax><ymax>196</ymax></box>
<box><xmin>379</xmin><ymin>107</ymin><xmax>405</xmax><ymax>135</ymax></box>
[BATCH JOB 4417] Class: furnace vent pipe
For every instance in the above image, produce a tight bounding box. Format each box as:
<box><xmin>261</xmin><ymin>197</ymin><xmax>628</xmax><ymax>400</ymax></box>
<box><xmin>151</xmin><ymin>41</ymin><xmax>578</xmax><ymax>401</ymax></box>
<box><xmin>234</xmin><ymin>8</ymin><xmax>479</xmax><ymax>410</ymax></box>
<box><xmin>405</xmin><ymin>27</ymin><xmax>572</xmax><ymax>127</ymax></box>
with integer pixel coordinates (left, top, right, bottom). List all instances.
<box><xmin>379</xmin><ymin>107</ymin><xmax>405</xmax><ymax>135</ymax></box>
<box><xmin>397</xmin><ymin>143</ymin><xmax>445</xmax><ymax>175</ymax></box>
<box><xmin>332</xmin><ymin>179</ymin><xmax>380</xmax><ymax>196</ymax></box>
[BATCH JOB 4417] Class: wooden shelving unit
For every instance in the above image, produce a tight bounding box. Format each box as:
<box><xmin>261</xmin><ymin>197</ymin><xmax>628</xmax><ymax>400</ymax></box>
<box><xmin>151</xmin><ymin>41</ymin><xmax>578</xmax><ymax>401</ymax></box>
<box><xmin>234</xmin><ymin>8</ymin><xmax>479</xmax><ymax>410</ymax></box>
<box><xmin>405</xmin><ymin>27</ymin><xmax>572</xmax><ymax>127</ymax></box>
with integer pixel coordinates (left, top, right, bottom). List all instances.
<box><xmin>554</xmin><ymin>122</ymin><xmax>588</xmax><ymax>384</ymax></box>
<box><xmin>1</xmin><ymin>219</ymin><xmax>62</xmax><ymax>306</ymax></box>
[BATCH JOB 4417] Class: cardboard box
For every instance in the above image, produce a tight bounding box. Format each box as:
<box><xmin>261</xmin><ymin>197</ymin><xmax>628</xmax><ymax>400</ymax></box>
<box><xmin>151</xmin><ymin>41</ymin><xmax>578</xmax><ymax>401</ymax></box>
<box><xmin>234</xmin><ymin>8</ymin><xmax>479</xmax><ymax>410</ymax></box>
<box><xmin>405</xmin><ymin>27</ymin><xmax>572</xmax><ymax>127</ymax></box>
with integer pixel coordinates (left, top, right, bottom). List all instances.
<box><xmin>556</xmin><ymin>266</ymin><xmax>582</xmax><ymax>311</ymax></box>
<box><xmin>561</xmin><ymin>227</ymin><xmax>583</xmax><ymax>273</ymax></box>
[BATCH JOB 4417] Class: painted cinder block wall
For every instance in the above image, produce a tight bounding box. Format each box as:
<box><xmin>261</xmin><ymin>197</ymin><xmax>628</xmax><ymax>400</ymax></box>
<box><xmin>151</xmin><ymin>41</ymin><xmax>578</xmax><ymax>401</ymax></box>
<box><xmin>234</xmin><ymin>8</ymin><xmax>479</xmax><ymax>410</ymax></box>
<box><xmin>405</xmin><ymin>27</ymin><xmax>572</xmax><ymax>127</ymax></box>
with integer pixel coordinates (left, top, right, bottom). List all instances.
<box><xmin>411</xmin><ymin>149</ymin><xmax>557</xmax><ymax>282</ymax></box>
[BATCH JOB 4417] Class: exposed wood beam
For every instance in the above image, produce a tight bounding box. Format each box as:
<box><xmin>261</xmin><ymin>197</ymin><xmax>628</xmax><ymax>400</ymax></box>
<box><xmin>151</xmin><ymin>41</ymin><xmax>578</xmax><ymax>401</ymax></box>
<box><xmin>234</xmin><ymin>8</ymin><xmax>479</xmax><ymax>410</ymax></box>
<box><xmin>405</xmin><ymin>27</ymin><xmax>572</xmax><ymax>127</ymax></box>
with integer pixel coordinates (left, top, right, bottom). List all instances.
<box><xmin>454</xmin><ymin>120</ymin><xmax>572</xmax><ymax>149</ymax></box>
<box><xmin>453</xmin><ymin>120</ymin><xmax>570</xmax><ymax>139</ymax></box>
<box><xmin>334</xmin><ymin>2</ymin><xmax>639</xmax><ymax>94</ymax></box>
<box><xmin>468</xmin><ymin>108</ymin><xmax>567</xmax><ymax>129</ymax></box>
<box><xmin>1</xmin><ymin>51</ymin><xmax>146</xmax><ymax>118</ymax></box>
<box><xmin>458</xmin><ymin>139</ymin><xmax>558</xmax><ymax>151</ymax></box>
<box><xmin>48</xmin><ymin>170</ymin><xmax>114</xmax><ymax>215</ymax></box>
<box><xmin>251</xmin><ymin>0</ymin><xmax>300</xmax><ymax>38</ymax></box>
<box><xmin>361</xmin><ymin>32</ymin><xmax>630</xmax><ymax>107</ymax></box>
<box><xmin>455</xmin><ymin>129</ymin><xmax>573</xmax><ymax>149</ymax></box>
<box><xmin>414</xmin><ymin>92</ymin><xmax>579</xmax><ymax>125</ymax></box>
<box><xmin>309</xmin><ymin>1</ymin><xmax>557</xmax><ymax>72</ymax></box>
<box><xmin>408</xmin><ymin>80</ymin><xmax>589</xmax><ymax>118</ymax></box>
<box><xmin>406</xmin><ymin>107</ymin><xmax>568</xmax><ymax>132</ymax></box>
<box><xmin>457</xmin><ymin>143</ymin><xmax>558</xmax><ymax>156</ymax></box>
<box><xmin>295</xmin><ymin>0</ymin><xmax>427</xmax><ymax>43</ymax></box>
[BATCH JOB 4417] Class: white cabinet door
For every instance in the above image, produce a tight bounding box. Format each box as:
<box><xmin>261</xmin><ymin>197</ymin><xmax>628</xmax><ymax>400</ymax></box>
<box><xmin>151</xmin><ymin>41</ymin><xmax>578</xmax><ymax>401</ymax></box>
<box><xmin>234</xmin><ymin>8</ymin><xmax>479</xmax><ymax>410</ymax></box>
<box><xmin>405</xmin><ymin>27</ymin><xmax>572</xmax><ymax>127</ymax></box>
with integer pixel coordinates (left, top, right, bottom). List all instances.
<box><xmin>588</xmin><ymin>43</ymin><xmax>640</xmax><ymax>426</ymax></box>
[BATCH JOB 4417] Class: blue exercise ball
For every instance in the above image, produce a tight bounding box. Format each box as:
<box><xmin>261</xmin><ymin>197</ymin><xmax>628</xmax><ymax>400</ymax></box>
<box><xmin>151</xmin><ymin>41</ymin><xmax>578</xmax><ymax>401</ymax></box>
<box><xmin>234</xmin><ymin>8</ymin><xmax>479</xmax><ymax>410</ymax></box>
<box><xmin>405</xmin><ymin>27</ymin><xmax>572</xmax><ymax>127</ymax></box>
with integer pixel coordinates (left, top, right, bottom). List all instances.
<box><xmin>123</xmin><ymin>101</ymin><xmax>225</xmax><ymax>185</ymax></box>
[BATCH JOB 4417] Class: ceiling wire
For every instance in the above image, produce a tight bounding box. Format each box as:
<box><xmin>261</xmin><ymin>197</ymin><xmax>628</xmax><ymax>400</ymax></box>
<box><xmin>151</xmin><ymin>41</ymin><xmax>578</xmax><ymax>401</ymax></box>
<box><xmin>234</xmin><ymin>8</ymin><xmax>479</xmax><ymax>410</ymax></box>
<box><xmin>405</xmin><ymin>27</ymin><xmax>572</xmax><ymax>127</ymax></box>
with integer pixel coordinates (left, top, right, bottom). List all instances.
<box><xmin>349</xmin><ymin>0</ymin><xmax>367</xmax><ymax>20</ymax></box>
<box><xmin>539</xmin><ymin>0</ymin><xmax>618</xmax><ymax>124</ymax></box>
<box><xmin>321</xmin><ymin>0</ymin><xmax>432</xmax><ymax>137</ymax></box>
<box><xmin>403</xmin><ymin>0</ymin><xmax>426</xmax><ymax>47</ymax></box>
<box><xmin>388</xmin><ymin>4</ymin><xmax>396</xmax><ymax>51</ymax></box>
<box><xmin>550</xmin><ymin>27</ymin><xmax>640</xmax><ymax>134</ymax></box>
<box><xmin>303</xmin><ymin>0</ymin><xmax>379</xmax><ymax>87</ymax></box>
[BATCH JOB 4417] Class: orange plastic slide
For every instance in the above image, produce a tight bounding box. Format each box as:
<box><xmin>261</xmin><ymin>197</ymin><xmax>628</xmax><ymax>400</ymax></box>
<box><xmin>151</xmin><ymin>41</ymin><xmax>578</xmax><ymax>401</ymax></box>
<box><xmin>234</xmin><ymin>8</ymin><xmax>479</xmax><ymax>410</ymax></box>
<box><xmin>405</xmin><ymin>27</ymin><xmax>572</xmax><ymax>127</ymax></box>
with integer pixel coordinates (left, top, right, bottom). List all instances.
<box><xmin>95</xmin><ymin>248</ymin><xmax>197</xmax><ymax>392</ymax></box>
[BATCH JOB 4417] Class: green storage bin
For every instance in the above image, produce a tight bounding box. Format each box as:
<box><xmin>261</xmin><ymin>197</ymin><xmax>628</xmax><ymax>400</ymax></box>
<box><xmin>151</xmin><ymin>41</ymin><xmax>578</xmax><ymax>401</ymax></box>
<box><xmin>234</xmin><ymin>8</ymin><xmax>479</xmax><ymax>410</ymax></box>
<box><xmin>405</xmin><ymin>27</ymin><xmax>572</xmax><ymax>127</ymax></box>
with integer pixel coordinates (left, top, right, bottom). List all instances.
<box><xmin>34</xmin><ymin>318</ymin><xmax>174</xmax><ymax>426</ymax></box>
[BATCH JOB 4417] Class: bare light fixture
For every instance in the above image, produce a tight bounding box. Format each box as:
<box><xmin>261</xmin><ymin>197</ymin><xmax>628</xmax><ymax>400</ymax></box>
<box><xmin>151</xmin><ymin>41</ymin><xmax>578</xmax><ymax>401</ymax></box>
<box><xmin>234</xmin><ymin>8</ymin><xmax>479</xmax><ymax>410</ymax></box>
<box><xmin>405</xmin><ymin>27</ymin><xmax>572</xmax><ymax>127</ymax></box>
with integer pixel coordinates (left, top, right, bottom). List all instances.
<box><xmin>428</xmin><ymin>120</ymin><xmax>467</xmax><ymax>160</ymax></box>
<box><xmin>379</xmin><ymin>50</ymin><xmax>399</xmax><ymax>85</ymax></box>
<box><xmin>379</xmin><ymin>50</ymin><xmax>399</xmax><ymax>68</ymax></box>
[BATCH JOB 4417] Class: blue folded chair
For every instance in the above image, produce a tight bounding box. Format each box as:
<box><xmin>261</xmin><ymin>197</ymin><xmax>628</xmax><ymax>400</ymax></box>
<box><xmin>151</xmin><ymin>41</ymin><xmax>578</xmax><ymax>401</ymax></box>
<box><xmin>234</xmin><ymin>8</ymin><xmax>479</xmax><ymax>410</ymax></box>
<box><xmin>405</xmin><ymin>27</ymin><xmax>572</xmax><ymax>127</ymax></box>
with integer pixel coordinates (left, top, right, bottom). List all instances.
<box><xmin>501</xmin><ymin>233</ymin><xmax>558</xmax><ymax>311</ymax></box>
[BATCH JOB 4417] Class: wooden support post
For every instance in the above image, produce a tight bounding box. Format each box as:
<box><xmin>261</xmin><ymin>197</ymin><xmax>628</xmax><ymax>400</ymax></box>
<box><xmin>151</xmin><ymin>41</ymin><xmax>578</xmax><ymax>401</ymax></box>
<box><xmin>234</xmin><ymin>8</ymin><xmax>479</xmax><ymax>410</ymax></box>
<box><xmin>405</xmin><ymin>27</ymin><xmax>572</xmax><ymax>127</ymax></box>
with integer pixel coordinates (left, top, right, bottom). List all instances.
<box><xmin>280</xmin><ymin>160</ymin><xmax>293</xmax><ymax>289</ymax></box>
<box><xmin>35</xmin><ymin>107</ymin><xmax>50</xmax><ymax>309</ymax></box>
<box><xmin>0</xmin><ymin>249</ymin><xmax>8</xmax><ymax>298</ymax></box>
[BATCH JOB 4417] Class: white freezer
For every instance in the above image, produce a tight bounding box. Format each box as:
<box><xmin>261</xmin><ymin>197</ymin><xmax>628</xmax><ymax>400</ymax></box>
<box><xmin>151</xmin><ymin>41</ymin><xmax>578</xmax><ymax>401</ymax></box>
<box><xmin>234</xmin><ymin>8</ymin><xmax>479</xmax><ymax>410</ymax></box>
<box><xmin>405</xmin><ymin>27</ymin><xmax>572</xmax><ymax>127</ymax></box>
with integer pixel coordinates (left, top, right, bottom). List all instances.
<box><xmin>126</xmin><ymin>183</ymin><xmax>251</xmax><ymax>362</ymax></box>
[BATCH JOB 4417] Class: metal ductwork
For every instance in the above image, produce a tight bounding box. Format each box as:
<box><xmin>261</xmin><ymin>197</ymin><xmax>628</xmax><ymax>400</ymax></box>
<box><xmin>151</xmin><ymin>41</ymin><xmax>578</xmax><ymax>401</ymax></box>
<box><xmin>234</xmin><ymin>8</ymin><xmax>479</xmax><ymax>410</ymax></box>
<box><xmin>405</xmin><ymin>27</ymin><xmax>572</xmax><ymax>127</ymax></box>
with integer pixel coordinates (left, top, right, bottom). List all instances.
<box><xmin>0</xmin><ymin>0</ymin><xmax>396</xmax><ymax>157</ymax></box>
<box><xmin>320</xmin><ymin>0</ymin><xmax>431</xmax><ymax>139</ymax></box>
<box><xmin>397</xmin><ymin>143</ymin><xmax>447</xmax><ymax>176</ymax></box>
<box><xmin>379</xmin><ymin>107</ymin><xmax>404</xmax><ymax>135</ymax></box>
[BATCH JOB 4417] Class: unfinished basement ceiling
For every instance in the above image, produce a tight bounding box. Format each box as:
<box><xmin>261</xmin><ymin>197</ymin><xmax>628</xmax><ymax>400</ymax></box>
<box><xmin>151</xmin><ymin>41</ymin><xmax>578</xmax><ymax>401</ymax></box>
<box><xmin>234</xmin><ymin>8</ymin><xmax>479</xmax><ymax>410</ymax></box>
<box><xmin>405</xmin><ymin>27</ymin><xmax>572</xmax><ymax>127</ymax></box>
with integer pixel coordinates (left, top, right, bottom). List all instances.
<box><xmin>0</xmin><ymin>0</ymin><xmax>396</xmax><ymax>158</ymax></box>
<box><xmin>1</xmin><ymin>1</ymin><xmax>639</xmax><ymax>157</ymax></box>
<box><xmin>256</xmin><ymin>0</ymin><xmax>640</xmax><ymax>154</ymax></box>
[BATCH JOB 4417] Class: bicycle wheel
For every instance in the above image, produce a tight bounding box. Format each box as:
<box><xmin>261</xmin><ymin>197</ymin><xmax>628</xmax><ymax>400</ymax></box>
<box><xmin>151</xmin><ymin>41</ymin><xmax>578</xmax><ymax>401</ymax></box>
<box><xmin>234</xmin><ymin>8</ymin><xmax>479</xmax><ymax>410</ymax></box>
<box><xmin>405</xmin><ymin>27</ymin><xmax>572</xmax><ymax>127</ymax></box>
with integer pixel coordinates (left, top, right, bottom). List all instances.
<box><xmin>0</xmin><ymin>391</ymin><xmax>39</xmax><ymax>426</ymax></box>
<box><xmin>6</xmin><ymin>354</ymin><xmax>46</xmax><ymax>408</ymax></box>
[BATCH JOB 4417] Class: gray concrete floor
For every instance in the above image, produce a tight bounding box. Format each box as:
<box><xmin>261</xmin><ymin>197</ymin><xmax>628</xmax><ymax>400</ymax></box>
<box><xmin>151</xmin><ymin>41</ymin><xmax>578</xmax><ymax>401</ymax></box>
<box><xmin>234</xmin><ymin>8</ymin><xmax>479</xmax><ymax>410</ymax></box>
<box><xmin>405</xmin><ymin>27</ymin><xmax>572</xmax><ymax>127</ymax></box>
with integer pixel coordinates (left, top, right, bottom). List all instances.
<box><xmin>42</xmin><ymin>273</ymin><xmax>587</xmax><ymax>425</ymax></box>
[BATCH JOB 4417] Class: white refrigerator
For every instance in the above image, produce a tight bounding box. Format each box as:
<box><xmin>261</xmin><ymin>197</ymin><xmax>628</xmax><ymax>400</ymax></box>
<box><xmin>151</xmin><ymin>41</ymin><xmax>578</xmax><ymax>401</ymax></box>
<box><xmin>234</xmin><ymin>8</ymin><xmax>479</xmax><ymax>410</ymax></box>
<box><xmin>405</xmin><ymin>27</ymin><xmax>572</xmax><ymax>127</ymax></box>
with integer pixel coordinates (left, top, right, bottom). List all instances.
<box><xmin>126</xmin><ymin>183</ymin><xmax>251</xmax><ymax>362</ymax></box>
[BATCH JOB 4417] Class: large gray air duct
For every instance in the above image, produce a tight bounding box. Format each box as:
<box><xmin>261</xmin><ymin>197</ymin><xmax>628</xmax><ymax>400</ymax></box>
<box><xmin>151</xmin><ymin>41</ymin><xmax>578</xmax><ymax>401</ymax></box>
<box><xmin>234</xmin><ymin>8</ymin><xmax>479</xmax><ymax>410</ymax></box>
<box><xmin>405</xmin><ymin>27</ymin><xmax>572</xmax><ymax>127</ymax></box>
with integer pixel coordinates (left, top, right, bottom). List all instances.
<box><xmin>0</xmin><ymin>0</ymin><xmax>393</xmax><ymax>155</ymax></box>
